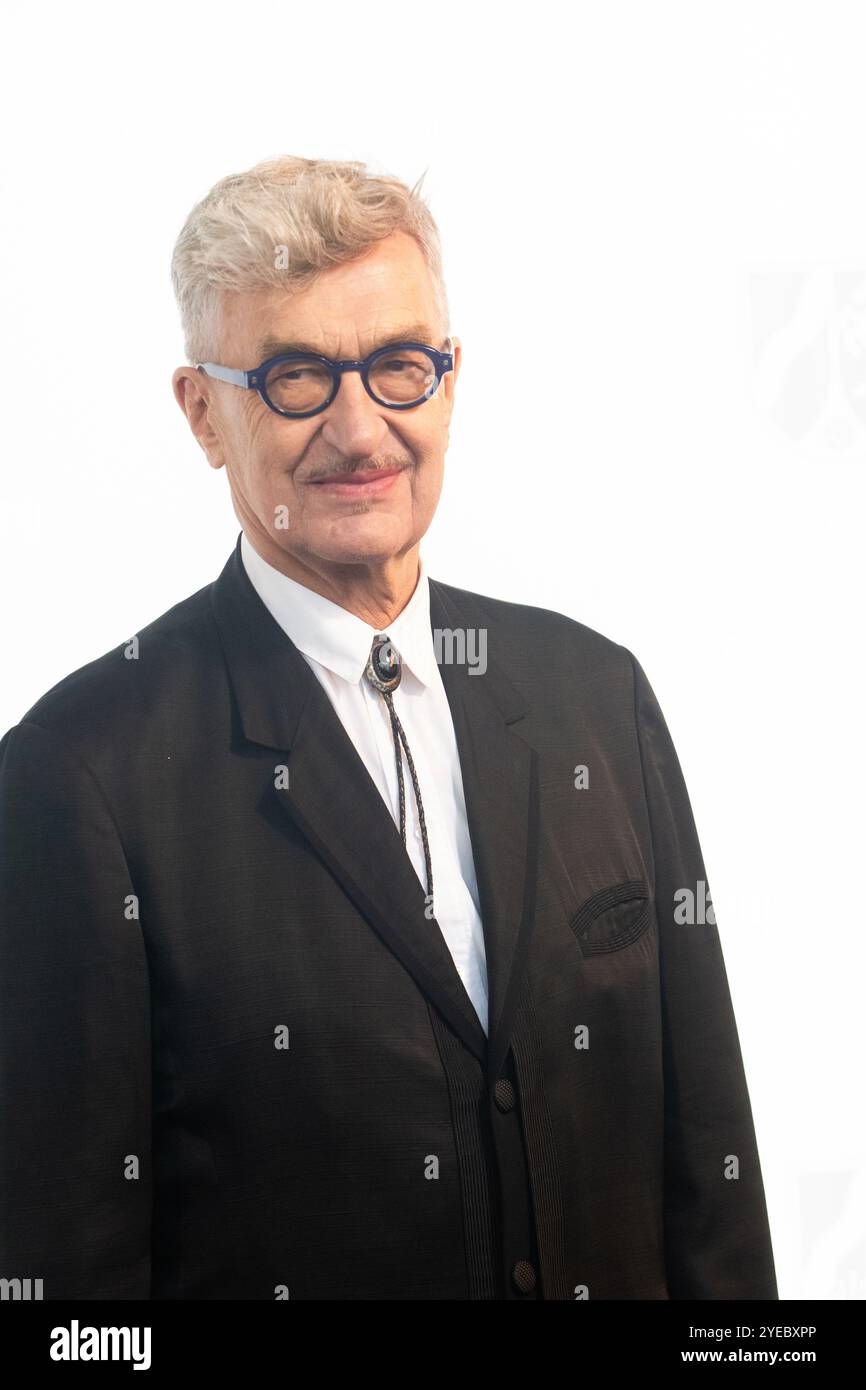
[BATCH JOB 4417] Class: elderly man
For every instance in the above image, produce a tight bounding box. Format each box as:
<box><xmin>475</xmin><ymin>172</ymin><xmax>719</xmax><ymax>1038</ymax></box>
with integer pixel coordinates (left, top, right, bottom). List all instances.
<box><xmin>0</xmin><ymin>155</ymin><xmax>777</xmax><ymax>1301</ymax></box>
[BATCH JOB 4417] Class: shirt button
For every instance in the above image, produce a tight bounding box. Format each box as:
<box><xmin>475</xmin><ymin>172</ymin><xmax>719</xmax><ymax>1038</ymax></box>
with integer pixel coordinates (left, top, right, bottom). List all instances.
<box><xmin>511</xmin><ymin>1260</ymin><xmax>537</xmax><ymax>1294</ymax></box>
<box><xmin>493</xmin><ymin>1078</ymin><xmax>516</xmax><ymax>1112</ymax></box>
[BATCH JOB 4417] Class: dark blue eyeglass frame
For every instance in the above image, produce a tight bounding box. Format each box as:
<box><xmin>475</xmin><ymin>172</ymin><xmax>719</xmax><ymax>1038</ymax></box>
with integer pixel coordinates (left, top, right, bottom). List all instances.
<box><xmin>197</xmin><ymin>339</ymin><xmax>454</xmax><ymax>419</ymax></box>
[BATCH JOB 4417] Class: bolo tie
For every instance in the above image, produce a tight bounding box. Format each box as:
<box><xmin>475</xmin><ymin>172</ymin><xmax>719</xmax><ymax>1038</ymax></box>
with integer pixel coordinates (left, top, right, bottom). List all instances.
<box><xmin>363</xmin><ymin>634</ymin><xmax>433</xmax><ymax>904</ymax></box>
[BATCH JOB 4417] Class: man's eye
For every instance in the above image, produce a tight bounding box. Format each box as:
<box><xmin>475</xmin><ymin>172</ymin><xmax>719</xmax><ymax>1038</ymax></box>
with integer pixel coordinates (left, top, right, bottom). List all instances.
<box><xmin>379</xmin><ymin>358</ymin><xmax>420</xmax><ymax>374</ymax></box>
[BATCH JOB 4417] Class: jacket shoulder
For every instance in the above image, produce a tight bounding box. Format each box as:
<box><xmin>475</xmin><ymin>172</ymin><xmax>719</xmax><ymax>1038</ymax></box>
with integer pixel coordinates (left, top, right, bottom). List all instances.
<box><xmin>430</xmin><ymin>576</ymin><xmax>636</xmax><ymax>678</ymax></box>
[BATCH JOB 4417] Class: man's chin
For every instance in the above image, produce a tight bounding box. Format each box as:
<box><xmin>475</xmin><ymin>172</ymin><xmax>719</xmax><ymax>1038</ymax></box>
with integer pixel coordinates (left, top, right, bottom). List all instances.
<box><xmin>310</xmin><ymin>515</ymin><xmax>416</xmax><ymax>566</ymax></box>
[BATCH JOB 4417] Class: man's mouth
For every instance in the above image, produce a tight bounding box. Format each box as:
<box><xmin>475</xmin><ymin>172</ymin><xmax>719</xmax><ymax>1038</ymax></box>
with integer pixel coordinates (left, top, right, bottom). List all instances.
<box><xmin>308</xmin><ymin>467</ymin><xmax>406</xmax><ymax>496</ymax></box>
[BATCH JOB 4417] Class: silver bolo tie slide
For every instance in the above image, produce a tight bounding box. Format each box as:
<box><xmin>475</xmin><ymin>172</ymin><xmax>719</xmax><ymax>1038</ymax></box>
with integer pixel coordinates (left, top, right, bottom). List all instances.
<box><xmin>363</xmin><ymin>634</ymin><xmax>433</xmax><ymax>903</ymax></box>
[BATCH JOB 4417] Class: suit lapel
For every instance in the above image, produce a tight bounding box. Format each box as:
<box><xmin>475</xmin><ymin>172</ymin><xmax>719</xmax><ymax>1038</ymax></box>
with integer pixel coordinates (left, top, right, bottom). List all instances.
<box><xmin>271</xmin><ymin>676</ymin><xmax>490</xmax><ymax>1061</ymax></box>
<box><xmin>428</xmin><ymin>579</ymin><xmax>539</xmax><ymax>1082</ymax></box>
<box><xmin>211</xmin><ymin>537</ymin><xmax>538</xmax><ymax>1078</ymax></box>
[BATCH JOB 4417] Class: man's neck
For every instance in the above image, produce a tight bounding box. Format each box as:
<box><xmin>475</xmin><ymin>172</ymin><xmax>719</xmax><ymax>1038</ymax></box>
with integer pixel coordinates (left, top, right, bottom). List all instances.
<box><xmin>242</xmin><ymin>530</ymin><xmax>422</xmax><ymax>629</ymax></box>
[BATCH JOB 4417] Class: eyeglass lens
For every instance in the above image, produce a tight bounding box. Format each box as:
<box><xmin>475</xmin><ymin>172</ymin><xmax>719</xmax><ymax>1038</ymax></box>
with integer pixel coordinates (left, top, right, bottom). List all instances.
<box><xmin>263</xmin><ymin>347</ymin><xmax>439</xmax><ymax>414</ymax></box>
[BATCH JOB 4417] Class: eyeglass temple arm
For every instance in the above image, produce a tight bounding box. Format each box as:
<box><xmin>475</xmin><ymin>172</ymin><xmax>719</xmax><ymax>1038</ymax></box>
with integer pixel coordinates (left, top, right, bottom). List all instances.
<box><xmin>197</xmin><ymin>363</ymin><xmax>252</xmax><ymax>388</ymax></box>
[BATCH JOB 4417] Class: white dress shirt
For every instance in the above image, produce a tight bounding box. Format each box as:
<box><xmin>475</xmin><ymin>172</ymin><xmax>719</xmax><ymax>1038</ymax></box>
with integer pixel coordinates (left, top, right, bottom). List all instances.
<box><xmin>240</xmin><ymin>532</ymin><xmax>490</xmax><ymax>1036</ymax></box>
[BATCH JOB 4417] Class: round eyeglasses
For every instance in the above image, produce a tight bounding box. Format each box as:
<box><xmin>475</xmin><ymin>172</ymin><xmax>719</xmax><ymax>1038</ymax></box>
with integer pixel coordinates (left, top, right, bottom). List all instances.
<box><xmin>197</xmin><ymin>339</ymin><xmax>454</xmax><ymax>419</ymax></box>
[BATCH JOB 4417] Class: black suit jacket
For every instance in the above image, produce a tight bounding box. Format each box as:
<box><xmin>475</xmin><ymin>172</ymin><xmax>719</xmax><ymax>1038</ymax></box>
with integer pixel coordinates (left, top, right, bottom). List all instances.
<box><xmin>0</xmin><ymin>534</ymin><xmax>777</xmax><ymax>1299</ymax></box>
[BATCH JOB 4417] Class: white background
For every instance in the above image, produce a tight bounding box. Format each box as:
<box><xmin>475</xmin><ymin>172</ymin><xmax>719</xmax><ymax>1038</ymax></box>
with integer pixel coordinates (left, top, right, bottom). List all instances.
<box><xmin>1</xmin><ymin>0</ymin><xmax>864</xmax><ymax>1300</ymax></box>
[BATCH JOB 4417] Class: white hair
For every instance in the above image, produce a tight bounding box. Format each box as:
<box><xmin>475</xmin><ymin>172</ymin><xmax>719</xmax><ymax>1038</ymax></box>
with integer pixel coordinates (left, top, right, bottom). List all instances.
<box><xmin>170</xmin><ymin>154</ymin><xmax>450</xmax><ymax>364</ymax></box>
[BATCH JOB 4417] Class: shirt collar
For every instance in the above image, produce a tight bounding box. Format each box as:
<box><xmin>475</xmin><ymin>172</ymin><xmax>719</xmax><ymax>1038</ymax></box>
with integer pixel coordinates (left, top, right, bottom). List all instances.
<box><xmin>240</xmin><ymin>531</ymin><xmax>439</xmax><ymax>689</ymax></box>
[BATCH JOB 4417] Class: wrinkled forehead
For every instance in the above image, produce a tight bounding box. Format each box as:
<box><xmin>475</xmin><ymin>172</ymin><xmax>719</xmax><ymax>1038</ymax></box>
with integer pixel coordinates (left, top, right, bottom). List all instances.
<box><xmin>216</xmin><ymin>232</ymin><xmax>443</xmax><ymax>365</ymax></box>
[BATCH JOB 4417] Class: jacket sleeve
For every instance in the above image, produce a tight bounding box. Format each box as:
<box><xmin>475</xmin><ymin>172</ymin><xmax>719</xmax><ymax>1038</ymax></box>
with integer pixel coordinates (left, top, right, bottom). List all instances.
<box><xmin>0</xmin><ymin>720</ymin><xmax>152</xmax><ymax>1298</ymax></box>
<box><xmin>628</xmin><ymin>652</ymin><xmax>778</xmax><ymax>1299</ymax></box>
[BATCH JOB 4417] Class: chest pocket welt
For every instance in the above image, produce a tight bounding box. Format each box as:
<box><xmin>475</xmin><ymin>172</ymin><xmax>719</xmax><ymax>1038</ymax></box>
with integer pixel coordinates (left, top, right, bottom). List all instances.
<box><xmin>568</xmin><ymin>879</ymin><xmax>652</xmax><ymax>956</ymax></box>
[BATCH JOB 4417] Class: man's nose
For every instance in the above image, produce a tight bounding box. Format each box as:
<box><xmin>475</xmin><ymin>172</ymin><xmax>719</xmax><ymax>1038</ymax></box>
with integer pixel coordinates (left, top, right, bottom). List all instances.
<box><xmin>319</xmin><ymin>369</ymin><xmax>390</xmax><ymax>456</ymax></box>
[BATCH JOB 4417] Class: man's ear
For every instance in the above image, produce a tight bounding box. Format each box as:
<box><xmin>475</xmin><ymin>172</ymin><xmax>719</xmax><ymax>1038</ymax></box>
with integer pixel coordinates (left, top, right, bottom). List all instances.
<box><xmin>442</xmin><ymin>336</ymin><xmax>461</xmax><ymax>442</ymax></box>
<box><xmin>171</xmin><ymin>366</ymin><xmax>226</xmax><ymax>470</ymax></box>
<box><xmin>450</xmin><ymin>335</ymin><xmax>462</xmax><ymax>380</ymax></box>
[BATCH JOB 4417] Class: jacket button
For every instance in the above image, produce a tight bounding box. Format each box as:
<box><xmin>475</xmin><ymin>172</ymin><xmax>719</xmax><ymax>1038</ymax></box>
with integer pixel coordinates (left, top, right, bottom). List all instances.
<box><xmin>493</xmin><ymin>1078</ymin><xmax>516</xmax><ymax>1112</ymax></box>
<box><xmin>511</xmin><ymin>1260</ymin><xmax>537</xmax><ymax>1294</ymax></box>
